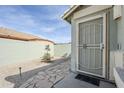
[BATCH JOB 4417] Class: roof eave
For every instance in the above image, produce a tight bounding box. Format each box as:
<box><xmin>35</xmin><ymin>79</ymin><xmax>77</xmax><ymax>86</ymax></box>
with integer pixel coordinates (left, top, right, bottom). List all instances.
<box><xmin>62</xmin><ymin>5</ymin><xmax>80</xmax><ymax>22</ymax></box>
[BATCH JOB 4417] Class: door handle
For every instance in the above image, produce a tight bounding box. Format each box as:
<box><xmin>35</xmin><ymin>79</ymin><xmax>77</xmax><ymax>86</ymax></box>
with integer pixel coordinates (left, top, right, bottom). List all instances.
<box><xmin>100</xmin><ymin>43</ymin><xmax>104</xmax><ymax>50</ymax></box>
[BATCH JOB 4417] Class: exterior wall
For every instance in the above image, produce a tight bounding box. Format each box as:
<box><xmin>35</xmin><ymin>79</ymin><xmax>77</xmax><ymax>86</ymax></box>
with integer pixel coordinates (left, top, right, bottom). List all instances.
<box><xmin>71</xmin><ymin>18</ymin><xmax>77</xmax><ymax>72</ymax></box>
<box><xmin>109</xmin><ymin>6</ymin><xmax>124</xmax><ymax>81</ymax></box>
<box><xmin>71</xmin><ymin>6</ymin><xmax>110</xmax><ymax>73</ymax></box>
<box><xmin>117</xmin><ymin>6</ymin><xmax>124</xmax><ymax>50</ymax></box>
<box><xmin>30</xmin><ymin>40</ymin><xmax>54</xmax><ymax>45</ymax></box>
<box><xmin>63</xmin><ymin>5</ymin><xmax>124</xmax><ymax>81</ymax></box>
<box><xmin>73</xmin><ymin>5</ymin><xmax>112</xmax><ymax>20</ymax></box>
<box><xmin>100</xmin><ymin>5</ymin><xmax>124</xmax><ymax>81</ymax></box>
<box><xmin>54</xmin><ymin>43</ymin><xmax>71</xmax><ymax>58</ymax></box>
<box><xmin>108</xmin><ymin>8</ymin><xmax>118</xmax><ymax>80</ymax></box>
<box><xmin>0</xmin><ymin>38</ymin><xmax>54</xmax><ymax>66</ymax></box>
<box><xmin>109</xmin><ymin>8</ymin><xmax>117</xmax><ymax>51</ymax></box>
<box><xmin>71</xmin><ymin>6</ymin><xmax>118</xmax><ymax>80</ymax></box>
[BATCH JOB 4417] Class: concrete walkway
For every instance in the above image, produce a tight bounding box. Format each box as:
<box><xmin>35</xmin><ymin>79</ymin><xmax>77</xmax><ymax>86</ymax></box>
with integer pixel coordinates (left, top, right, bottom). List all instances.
<box><xmin>54</xmin><ymin>73</ymin><xmax>116</xmax><ymax>88</ymax></box>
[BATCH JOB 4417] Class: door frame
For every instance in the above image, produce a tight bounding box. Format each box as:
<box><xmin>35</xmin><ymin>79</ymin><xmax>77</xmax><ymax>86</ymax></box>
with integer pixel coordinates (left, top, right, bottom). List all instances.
<box><xmin>75</xmin><ymin>13</ymin><xmax>106</xmax><ymax>78</ymax></box>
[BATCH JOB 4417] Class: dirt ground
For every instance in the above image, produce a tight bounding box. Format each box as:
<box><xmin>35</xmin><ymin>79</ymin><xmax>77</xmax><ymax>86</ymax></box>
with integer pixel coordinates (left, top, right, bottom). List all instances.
<box><xmin>0</xmin><ymin>59</ymin><xmax>50</xmax><ymax>87</ymax></box>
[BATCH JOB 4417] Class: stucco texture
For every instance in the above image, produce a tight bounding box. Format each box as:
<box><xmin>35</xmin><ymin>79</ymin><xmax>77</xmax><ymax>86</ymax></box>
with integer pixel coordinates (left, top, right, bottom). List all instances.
<box><xmin>54</xmin><ymin>43</ymin><xmax>71</xmax><ymax>58</ymax></box>
<box><xmin>0</xmin><ymin>38</ymin><xmax>54</xmax><ymax>66</ymax></box>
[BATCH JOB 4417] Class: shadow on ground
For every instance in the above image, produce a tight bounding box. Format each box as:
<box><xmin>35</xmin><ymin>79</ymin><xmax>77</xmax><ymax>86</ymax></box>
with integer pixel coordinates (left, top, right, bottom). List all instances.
<box><xmin>5</xmin><ymin>57</ymin><xmax>70</xmax><ymax>88</ymax></box>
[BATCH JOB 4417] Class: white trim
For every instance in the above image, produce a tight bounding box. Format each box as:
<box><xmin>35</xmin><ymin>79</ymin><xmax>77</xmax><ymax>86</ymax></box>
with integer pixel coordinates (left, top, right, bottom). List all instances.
<box><xmin>76</xmin><ymin>14</ymin><xmax>106</xmax><ymax>78</ymax></box>
<box><xmin>102</xmin><ymin>13</ymin><xmax>106</xmax><ymax>78</ymax></box>
<box><xmin>76</xmin><ymin>18</ymin><xmax>79</xmax><ymax>71</ymax></box>
<box><xmin>62</xmin><ymin>5</ymin><xmax>80</xmax><ymax>20</ymax></box>
<box><xmin>76</xmin><ymin>15</ymin><xmax>103</xmax><ymax>24</ymax></box>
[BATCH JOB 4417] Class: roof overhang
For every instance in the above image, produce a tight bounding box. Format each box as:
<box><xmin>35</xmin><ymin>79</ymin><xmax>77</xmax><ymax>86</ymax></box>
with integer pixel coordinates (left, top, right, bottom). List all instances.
<box><xmin>62</xmin><ymin>5</ymin><xmax>80</xmax><ymax>23</ymax></box>
<box><xmin>62</xmin><ymin>5</ymin><xmax>113</xmax><ymax>23</ymax></box>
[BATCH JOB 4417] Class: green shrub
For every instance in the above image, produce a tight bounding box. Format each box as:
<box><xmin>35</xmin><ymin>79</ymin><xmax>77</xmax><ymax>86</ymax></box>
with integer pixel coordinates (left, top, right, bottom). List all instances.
<box><xmin>42</xmin><ymin>53</ymin><xmax>51</xmax><ymax>62</ymax></box>
<box><xmin>41</xmin><ymin>45</ymin><xmax>52</xmax><ymax>62</ymax></box>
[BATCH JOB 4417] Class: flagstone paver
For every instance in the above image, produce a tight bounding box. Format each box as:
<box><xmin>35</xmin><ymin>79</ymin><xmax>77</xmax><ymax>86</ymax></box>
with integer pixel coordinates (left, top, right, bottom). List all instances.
<box><xmin>20</xmin><ymin>59</ymin><xmax>70</xmax><ymax>88</ymax></box>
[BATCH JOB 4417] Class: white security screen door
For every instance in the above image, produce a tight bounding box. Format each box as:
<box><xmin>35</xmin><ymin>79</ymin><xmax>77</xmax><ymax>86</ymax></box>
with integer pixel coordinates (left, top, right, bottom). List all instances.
<box><xmin>77</xmin><ymin>16</ymin><xmax>106</xmax><ymax>77</ymax></box>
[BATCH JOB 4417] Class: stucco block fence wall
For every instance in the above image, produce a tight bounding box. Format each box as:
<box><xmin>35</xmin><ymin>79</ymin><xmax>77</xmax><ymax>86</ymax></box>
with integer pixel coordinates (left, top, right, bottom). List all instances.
<box><xmin>54</xmin><ymin>43</ymin><xmax>71</xmax><ymax>58</ymax></box>
<box><xmin>0</xmin><ymin>38</ymin><xmax>71</xmax><ymax>66</ymax></box>
<box><xmin>0</xmin><ymin>38</ymin><xmax>54</xmax><ymax>66</ymax></box>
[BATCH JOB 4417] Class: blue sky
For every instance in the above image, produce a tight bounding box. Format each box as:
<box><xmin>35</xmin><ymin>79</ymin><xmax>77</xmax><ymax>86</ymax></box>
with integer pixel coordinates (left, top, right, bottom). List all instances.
<box><xmin>0</xmin><ymin>5</ymin><xmax>71</xmax><ymax>43</ymax></box>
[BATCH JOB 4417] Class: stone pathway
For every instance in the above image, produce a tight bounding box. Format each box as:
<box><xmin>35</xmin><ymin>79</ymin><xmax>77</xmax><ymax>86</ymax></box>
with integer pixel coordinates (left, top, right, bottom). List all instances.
<box><xmin>20</xmin><ymin>59</ymin><xmax>70</xmax><ymax>88</ymax></box>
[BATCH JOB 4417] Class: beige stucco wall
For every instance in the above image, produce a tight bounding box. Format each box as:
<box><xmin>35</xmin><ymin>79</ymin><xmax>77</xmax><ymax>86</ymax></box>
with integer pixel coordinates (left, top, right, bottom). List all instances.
<box><xmin>117</xmin><ymin>6</ymin><xmax>124</xmax><ymax>50</ymax></box>
<box><xmin>0</xmin><ymin>38</ymin><xmax>54</xmax><ymax>66</ymax></box>
<box><xmin>70</xmin><ymin>18</ymin><xmax>77</xmax><ymax>72</ymax></box>
<box><xmin>30</xmin><ymin>40</ymin><xmax>54</xmax><ymax>45</ymax></box>
<box><xmin>109</xmin><ymin>6</ymin><xmax>124</xmax><ymax>80</ymax></box>
<box><xmin>108</xmin><ymin>8</ymin><xmax>118</xmax><ymax>80</ymax></box>
<box><xmin>54</xmin><ymin>43</ymin><xmax>71</xmax><ymax>58</ymax></box>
